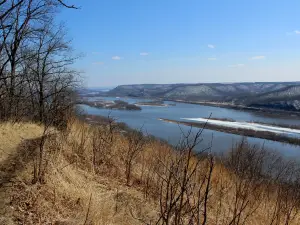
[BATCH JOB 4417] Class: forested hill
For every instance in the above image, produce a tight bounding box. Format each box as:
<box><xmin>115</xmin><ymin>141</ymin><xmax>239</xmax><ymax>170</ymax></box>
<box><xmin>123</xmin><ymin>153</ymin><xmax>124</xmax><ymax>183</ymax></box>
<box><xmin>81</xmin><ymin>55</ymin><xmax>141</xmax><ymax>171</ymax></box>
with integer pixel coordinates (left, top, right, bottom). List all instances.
<box><xmin>103</xmin><ymin>82</ymin><xmax>300</xmax><ymax>111</ymax></box>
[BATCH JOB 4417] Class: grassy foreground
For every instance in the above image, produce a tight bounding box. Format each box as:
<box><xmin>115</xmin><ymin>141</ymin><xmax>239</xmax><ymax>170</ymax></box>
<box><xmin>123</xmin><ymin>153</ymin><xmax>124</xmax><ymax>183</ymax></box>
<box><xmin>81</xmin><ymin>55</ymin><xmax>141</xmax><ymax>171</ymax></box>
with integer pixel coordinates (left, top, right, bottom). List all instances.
<box><xmin>1</xmin><ymin>119</ymin><xmax>300</xmax><ymax>224</ymax></box>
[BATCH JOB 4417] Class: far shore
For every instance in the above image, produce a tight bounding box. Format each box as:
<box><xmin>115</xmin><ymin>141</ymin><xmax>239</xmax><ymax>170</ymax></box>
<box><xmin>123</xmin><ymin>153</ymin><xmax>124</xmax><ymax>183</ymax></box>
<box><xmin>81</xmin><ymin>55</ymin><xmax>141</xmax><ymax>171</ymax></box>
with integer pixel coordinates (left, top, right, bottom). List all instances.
<box><xmin>163</xmin><ymin>99</ymin><xmax>300</xmax><ymax>118</ymax></box>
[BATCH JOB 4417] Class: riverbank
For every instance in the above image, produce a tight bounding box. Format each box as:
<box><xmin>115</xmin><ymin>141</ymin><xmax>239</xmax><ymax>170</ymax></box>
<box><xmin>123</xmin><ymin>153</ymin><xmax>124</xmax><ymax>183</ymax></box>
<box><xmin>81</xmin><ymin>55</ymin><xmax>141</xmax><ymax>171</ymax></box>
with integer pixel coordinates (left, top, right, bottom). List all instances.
<box><xmin>159</xmin><ymin>118</ymin><xmax>300</xmax><ymax>146</ymax></box>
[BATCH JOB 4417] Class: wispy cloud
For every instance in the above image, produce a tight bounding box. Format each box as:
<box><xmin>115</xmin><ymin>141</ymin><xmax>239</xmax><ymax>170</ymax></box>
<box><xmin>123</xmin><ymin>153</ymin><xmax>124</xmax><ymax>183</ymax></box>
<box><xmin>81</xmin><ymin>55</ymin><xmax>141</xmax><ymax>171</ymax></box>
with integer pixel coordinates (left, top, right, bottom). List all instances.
<box><xmin>112</xmin><ymin>56</ymin><xmax>122</xmax><ymax>60</ymax></box>
<box><xmin>250</xmin><ymin>56</ymin><xmax>266</xmax><ymax>60</ymax></box>
<box><xmin>92</xmin><ymin>61</ymin><xmax>104</xmax><ymax>65</ymax></box>
<box><xmin>208</xmin><ymin>57</ymin><xmax>217</xmax><ymax>60</ymax></box>
<box><xmin>140</xmin><ymin>52</ymin><xmax>149</xmax><ymax>56</ymax></box>
<box><xmin>228</xmin><ymin>64</ymin><xmax>245</xmax><ymax>68</ymax></box>
<box><xmin>208</xmin><ymin>44</ymin><xmax>215</xmax><ymax>49</ymax></box>
<box><xmin>286</xmin><ymin>30</ymin><xmax>300</xmax><ymax>36</ymax></box>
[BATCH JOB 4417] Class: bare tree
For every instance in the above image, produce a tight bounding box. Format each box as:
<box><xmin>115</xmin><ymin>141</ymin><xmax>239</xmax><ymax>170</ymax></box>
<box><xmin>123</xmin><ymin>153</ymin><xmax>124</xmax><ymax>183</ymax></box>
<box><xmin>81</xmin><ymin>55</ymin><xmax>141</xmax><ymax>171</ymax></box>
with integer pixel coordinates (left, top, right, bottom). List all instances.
<box><xmin>24</xmin><ymin>22</ymin><xmax>79</xmax><ymax>124</ymax></box>
<box><xmin>0</xmin><ymin>0</ymin><xmax>78</xmax><ymax>121</ymax></box>
<box><xmin>91</xmin><ymin>115</ymin><xmax>119</xmax><ymax>174</ymax></box>
<box><xmin>153</xmin><ymin>125</ymin><xmax>214</xmax><ymax>225</ymax></box>
<box><xmin>124</xmin><ymin>129</ymin><xmax>145</xmax><ymax>185</ymax></box>
<box><xmin>0</xmin><ymin>0</ymin><xmax>80</xmax><ymax>183</ymax></box>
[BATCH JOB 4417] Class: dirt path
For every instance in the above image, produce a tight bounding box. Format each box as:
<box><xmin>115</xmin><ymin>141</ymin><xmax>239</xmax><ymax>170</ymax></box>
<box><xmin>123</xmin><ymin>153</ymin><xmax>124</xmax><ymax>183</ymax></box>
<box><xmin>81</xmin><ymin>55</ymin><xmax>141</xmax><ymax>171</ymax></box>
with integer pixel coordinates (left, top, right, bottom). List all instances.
<box><xmin>0</xmin><ymin>137</ymin><xmax>42</xmax><ymax>187</ymax></box>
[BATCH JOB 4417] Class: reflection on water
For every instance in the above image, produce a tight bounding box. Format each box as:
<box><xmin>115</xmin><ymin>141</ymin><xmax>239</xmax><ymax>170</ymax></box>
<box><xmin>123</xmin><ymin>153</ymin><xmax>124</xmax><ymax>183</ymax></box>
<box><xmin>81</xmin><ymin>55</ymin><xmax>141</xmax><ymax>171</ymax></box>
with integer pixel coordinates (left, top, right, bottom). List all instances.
<box><xmin>79</xmin><ymin>97</ymin><xmax>300</xmax><ymax>159</ymax></box>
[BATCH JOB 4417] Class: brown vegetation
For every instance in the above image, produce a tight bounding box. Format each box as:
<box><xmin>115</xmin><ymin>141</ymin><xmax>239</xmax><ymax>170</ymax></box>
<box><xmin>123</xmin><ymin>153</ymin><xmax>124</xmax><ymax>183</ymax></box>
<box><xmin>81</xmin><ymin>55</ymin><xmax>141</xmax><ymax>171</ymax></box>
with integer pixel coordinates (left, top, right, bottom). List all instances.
<box><xmin>2</xmin><ymin>1</ymin><xmax>300</xmax><ymax>225</ymax></box>
<box><xmin>2</xmin><ymin>119</ymin><xmax>300</xmax><ymax>224</ymax></box>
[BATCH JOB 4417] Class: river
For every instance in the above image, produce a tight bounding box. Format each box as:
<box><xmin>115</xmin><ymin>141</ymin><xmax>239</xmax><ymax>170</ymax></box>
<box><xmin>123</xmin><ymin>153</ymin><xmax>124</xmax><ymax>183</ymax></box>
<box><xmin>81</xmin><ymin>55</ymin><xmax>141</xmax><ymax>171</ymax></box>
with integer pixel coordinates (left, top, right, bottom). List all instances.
<box><xmin>79</xmin><ymin>97</ymin><xmax>300</xmax><ymax>159</ymax></box>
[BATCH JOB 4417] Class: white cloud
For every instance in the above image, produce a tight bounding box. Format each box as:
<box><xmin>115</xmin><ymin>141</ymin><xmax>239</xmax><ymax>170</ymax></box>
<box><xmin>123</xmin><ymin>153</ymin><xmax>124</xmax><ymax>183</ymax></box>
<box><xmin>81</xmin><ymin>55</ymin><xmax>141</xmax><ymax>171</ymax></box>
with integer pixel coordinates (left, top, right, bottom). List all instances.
<box><xmin>208</xmin><ymin>57</ymin><xmax>217</xmax><ymax>60</ymax></box>
<box><xmin>140</xmin><ymin>52</ymin><xmax>149</xmax><ymax>56</ymax></box>
<box><xmin>228</xmin><ymin>64</ymin><xmax>245</xmax><ymax>68</ymax></box>
<box><xmin>286</xmin><ymin>30</ymin><xmax>300</xmax><ymax>35</ymax></box>
<box><xmin>208</xmin><ymin>44</ymin><xmax>215</xmax><ymax>49</ymax></box>
<box><xmin>92</xmin><ymin>62</ymin><xmax>104</xmax><ymax>65</ymax></box>
<box><xmin>112</xmin><ymin>56</ymin><xmax>122</xmax><ymax>60</ymax></box>
<box><xmin>250</xmin><ymin>56</ymin><xmax>266</xmax><ymax>60</ymax></box>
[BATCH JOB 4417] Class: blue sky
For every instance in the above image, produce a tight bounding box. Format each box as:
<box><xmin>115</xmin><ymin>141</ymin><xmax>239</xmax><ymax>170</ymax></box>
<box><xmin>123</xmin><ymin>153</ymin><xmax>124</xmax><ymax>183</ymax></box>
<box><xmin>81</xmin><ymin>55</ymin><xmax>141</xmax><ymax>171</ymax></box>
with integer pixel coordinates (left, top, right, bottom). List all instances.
<box><xmin>58</xmin><ymin>0</ymin><xmax>300</xmax><ymax>87</ymax></box>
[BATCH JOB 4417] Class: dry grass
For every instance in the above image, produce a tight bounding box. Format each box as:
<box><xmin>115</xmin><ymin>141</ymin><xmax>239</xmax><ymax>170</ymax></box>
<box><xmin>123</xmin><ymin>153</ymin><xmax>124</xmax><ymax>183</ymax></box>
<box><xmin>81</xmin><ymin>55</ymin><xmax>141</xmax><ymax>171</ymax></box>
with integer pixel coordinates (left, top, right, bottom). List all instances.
<box><xmin>0</xmin><ymin>120</ymin><xmax>158</xmax><ymax>224</ymax></box>
<box><xmin>1</xmin><ymin>119</ymin><xmax>300</xmax><ymax>224</ymax></box>
<box><xmin>0</xmin><ymin>122</ymin><xmax>44</xmax><ymax>164</ymax></box>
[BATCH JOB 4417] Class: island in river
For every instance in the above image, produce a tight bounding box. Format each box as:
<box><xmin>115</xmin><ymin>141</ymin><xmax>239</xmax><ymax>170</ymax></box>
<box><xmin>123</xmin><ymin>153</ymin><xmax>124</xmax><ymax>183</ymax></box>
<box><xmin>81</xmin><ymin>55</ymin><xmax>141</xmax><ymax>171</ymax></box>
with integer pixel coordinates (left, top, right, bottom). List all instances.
<box><xmin>77</xmin><ymin>99</ymin><xmax>142</xmax><ymax>110</ymax></box>
<box><xmin>159</xmin><ymin>118</ymin><xmax>300</xmax><ymax>146</ymax></box>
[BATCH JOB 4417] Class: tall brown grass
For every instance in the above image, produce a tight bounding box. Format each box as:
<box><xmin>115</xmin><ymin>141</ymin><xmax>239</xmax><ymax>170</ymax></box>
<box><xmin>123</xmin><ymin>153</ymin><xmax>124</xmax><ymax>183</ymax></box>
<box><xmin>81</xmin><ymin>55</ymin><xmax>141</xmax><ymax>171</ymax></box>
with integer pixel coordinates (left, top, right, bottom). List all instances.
<box><xmin>1</xmin><ymin>118</ymin><xmax>300</xmax><ymax>224</ymax></box>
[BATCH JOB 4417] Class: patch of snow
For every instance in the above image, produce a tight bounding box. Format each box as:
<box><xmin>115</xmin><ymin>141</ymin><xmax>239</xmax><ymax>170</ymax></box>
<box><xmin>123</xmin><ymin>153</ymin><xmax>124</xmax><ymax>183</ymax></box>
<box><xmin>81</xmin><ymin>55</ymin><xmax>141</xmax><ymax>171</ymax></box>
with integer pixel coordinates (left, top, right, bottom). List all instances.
<box><xmin>181</xmin><ymin>118</ymin><xmax>300</xmax><ymax>137</ymax></box>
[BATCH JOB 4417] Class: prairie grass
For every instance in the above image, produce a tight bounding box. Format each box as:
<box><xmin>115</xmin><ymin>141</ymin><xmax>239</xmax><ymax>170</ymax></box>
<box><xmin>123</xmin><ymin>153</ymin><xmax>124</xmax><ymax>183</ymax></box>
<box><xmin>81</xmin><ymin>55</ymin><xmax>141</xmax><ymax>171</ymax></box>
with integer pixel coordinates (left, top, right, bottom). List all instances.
<box><xmin>1</xmin><ymin>119</ymin><xmax>300</xmax><ymax>224</ymax></box>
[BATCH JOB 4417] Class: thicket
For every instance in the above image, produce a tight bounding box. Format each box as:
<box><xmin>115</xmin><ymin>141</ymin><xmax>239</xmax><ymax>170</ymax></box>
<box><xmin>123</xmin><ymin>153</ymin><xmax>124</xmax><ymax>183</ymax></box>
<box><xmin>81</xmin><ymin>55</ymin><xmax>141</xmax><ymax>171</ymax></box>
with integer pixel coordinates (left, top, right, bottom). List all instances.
<box><xmin>0</xmin><ymin>0</ymin><xmax>79</xmax><ymax>126</ymax></box>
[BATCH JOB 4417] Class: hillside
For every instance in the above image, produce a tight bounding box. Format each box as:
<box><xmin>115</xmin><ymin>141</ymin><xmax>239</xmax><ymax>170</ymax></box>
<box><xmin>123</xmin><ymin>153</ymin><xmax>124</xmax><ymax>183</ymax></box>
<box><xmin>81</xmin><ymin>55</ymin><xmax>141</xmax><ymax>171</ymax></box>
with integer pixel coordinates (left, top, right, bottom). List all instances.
<box><xmin>2</xmin><ymin>119</ymin><xmax>300</xmax><ymax>224</ymax></box>
<box><xmin>101</xmin><ymin>82</ymin><xmax>300</xmax><ymax>111</ymax></box>
<box><xmin>0</xmin><ymin>121</ymin><xmax>157</xmax><ymax>224</ymax></box>
<box><xmin>237</xmin><ymin>85</ymin><xmax>300</xmax><ymax>111</ymax></box>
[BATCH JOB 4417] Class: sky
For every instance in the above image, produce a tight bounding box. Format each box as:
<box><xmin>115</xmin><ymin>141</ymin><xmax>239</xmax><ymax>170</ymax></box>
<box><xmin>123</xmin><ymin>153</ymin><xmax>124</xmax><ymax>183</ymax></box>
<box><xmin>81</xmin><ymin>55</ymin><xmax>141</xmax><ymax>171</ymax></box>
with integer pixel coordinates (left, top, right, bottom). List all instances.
<box><xmin>58</xmin><ymin>0</ymin><xmax>300</xmax><ymax>87</ymax></box>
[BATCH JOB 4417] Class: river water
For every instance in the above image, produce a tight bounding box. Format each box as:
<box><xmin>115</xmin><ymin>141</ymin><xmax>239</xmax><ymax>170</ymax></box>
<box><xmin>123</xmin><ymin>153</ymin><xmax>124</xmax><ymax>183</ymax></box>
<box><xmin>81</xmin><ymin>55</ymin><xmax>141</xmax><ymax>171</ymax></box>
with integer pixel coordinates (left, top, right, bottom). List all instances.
<box><xmin>79</xmin><ymin>97</ymin><xmax>300</xmax><ymax>159</ymax></box>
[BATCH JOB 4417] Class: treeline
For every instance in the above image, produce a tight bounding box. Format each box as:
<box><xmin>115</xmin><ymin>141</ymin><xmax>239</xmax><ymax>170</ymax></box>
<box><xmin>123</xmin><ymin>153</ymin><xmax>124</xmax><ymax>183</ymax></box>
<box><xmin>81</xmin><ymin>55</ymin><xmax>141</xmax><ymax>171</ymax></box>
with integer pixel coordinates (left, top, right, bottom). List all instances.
<box><xmin>0</xmin><ymin>0</ymin><xmax>78</xmax><ymax>126</ymax></box>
